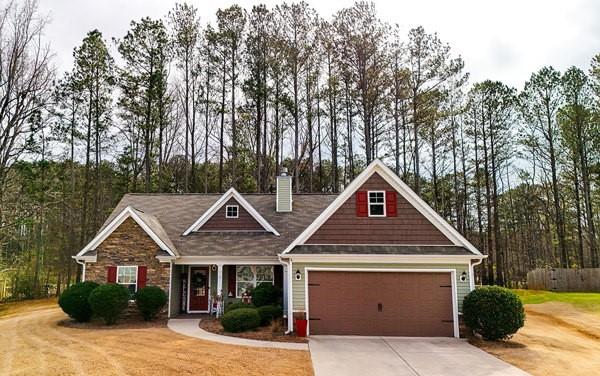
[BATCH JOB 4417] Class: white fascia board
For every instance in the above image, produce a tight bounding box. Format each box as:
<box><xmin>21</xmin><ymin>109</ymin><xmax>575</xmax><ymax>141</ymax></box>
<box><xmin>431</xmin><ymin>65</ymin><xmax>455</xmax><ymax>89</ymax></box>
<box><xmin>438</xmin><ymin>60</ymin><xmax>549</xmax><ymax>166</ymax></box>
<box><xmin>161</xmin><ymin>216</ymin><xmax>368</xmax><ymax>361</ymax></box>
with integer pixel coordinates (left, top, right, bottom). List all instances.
<box><xmin>72</xmin><ymin>255</ymin><xmax>97</xmax><ymax>262</ymax></box>
<box><xmin>174</xmin><ymin>255</ymin><xmax>282</xmax><ymax>265</ymax></box>
<box><xmin>280</xmin><ymin>159</ymin><xmax>483</xmax><ymax>256</ymax></box>
<box><xmin>284</xmin><ymin>254</ymin><xmax>480</xmax><ymax>264</ymax></box>
<box><xmin>182</xmin><ymin>188</ymin><xmax>280</xmax><ymax>236</ymax></box>
<box><xmin>75</xmin><ymin>206</ymin><xmax>177</xmax><ymax>258</ymax></box>
<box><xmin>156</xmin><ymin>255</ymin><xmax>176</xmax><ymax>263</ymax></box>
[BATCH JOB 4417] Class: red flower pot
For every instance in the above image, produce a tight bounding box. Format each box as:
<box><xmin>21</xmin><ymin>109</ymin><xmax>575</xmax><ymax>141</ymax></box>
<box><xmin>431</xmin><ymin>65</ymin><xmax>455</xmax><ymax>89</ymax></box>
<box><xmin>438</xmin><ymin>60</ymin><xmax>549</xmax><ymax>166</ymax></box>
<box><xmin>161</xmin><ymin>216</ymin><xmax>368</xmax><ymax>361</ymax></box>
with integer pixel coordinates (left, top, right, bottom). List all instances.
<box><xmin>295</xmin><ymin>319</ymin><xmax>308</xmax><ymax>337</ymax></box>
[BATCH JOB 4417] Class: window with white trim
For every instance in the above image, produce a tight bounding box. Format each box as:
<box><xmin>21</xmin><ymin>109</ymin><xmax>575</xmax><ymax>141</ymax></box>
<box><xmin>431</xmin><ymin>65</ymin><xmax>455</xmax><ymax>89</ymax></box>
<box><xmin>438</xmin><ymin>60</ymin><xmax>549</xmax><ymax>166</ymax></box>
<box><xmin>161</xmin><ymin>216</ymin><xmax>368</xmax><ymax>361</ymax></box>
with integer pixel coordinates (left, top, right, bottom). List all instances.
<box><xmin>226</xmin><ymin>205</ymin><xmax>239</xmax><ymax>218</ymax></box>
<box><xmin>117</xmin><ymin>266</ymin><xmax>137</xmax><ymax>294</ymax></box>
<box><xmin>368</xmin><ymin>191</ymin><xmax>385</xmax><ymax>217</ymax></box>
<box><xmin>235</xmin><ymin>265</ymin><xmax>274</xmax><ymax>298</ymax></box>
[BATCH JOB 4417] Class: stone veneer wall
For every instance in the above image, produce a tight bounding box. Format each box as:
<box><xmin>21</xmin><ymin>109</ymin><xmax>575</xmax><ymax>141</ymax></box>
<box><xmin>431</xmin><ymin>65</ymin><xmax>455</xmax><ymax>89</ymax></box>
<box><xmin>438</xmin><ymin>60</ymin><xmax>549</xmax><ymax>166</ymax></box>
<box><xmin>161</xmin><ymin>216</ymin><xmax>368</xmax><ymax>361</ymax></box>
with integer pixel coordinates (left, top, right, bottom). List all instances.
<box><xmin>85</xmin><ymin>217</ymin><xmax>171</xmax><ymax>292</ymax></box>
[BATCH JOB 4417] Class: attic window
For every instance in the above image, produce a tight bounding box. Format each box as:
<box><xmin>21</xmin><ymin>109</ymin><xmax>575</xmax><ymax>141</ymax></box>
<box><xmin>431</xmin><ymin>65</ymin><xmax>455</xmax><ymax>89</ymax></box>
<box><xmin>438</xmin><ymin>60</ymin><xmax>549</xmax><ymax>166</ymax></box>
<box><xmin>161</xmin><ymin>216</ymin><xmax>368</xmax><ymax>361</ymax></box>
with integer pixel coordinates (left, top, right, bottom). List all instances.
<box><xmin>368</xmin><ymin>191</ymin><xmax>385</xmax><ymax>217</ymax></box>
<box><xmin>226</xmin><ymin>205</ymin><xmax>239</xmax><ymax>218</ymax></box>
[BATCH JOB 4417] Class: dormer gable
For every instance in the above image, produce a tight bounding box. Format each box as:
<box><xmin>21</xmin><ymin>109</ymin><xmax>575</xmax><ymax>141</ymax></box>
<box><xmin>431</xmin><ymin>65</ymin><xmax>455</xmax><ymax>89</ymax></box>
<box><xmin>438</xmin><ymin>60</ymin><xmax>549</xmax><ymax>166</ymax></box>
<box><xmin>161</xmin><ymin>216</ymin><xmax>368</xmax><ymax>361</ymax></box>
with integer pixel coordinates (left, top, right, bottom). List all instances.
<box><xmin>183</xmin><ymin>188</ymin><xmax>280</xmax><ymax>236</ymax></box>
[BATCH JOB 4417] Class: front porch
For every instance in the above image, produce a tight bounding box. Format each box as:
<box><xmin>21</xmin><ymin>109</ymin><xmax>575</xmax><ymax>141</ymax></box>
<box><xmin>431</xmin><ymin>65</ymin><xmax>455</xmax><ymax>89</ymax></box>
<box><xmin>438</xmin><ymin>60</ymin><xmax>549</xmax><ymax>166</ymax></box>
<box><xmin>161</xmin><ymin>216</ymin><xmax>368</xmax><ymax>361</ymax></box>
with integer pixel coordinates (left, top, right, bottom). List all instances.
<box><xmin>169</xmin><ymin>262</ymin><xmax>286</xmax><ymax>317</ymax></box>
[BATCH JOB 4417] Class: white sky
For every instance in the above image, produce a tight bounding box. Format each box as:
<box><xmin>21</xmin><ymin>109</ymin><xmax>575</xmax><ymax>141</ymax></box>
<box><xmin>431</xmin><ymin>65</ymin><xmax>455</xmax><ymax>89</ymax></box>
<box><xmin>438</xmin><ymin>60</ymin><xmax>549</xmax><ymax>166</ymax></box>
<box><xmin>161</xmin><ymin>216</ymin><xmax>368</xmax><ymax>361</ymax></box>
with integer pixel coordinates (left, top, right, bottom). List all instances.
<box><xmin>38</xmin><ymin>0</ymin><xmax>600</xmax><ymax>89</ymax></box>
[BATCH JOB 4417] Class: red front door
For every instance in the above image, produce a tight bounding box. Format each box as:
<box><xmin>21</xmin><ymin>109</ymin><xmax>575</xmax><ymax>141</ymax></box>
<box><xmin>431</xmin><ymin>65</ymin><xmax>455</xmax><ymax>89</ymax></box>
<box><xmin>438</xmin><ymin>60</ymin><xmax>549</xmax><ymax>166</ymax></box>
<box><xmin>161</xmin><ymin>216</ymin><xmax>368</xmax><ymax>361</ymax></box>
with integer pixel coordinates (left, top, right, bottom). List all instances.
<box><xmin>189</xmin><ymin>267</ymin><xmax>209</xmax><ymax>312</ymax></box>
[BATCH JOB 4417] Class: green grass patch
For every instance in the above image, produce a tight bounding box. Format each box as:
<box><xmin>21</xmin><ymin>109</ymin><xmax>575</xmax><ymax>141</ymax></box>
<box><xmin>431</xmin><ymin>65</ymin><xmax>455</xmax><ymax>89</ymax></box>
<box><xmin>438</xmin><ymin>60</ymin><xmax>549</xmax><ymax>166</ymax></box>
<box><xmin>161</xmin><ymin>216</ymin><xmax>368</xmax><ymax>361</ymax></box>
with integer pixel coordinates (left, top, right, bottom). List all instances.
<box><xmin>513</xmin><ymin>289</ymin><xmax>600</xmax><ymax>313</ymax></box>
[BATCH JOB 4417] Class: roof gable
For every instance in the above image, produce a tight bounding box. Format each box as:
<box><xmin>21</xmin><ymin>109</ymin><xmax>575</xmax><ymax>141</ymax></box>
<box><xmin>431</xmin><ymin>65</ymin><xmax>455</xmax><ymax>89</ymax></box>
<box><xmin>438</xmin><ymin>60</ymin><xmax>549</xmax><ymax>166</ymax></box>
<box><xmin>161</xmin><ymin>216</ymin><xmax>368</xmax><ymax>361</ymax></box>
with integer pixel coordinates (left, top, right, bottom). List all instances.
<box><xmin>305</xmin><ymin>172</ymin><xmax>452</xmax><ymax>245</ymax></box>
<box><xmin>182</xmin><ymin>188</ymin><xmax>280</xmax><ymax>236</ymax></box>
<box><xmin>75</xmin><ymin>206</ymin><xmax>178</xmax><ymax>259</ymax></box>
<box><xmin>281</xmin><ymin>159</ymin><xmax>482</xmax><ymax>256</ymax></box>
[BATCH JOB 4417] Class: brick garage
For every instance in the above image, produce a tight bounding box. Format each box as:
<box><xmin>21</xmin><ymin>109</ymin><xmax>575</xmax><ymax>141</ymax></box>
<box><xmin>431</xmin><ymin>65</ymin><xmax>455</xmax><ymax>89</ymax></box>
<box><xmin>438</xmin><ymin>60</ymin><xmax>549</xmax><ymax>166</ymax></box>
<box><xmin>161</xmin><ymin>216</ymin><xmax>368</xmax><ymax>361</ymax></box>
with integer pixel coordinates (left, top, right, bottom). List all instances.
<box><xmin>85</xmin><ymin>217</ymin><xmax>170</xmax><ymax>291</ymax></box>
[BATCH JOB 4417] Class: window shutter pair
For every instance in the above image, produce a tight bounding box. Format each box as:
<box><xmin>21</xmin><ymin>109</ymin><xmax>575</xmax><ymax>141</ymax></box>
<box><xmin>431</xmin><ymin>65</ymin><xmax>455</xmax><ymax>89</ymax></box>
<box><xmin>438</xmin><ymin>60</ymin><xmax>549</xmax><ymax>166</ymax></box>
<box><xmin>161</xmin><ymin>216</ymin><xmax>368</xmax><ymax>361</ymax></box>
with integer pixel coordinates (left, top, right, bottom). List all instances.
<box><xmin>106</xmin><ymin>265</ymin><xmax>147</xmax><ymax>288</ymax></box>
<box><xmin>355</xmin><ymin>190</ymin><xmax>397</xmax><ymax>217</ymax></box>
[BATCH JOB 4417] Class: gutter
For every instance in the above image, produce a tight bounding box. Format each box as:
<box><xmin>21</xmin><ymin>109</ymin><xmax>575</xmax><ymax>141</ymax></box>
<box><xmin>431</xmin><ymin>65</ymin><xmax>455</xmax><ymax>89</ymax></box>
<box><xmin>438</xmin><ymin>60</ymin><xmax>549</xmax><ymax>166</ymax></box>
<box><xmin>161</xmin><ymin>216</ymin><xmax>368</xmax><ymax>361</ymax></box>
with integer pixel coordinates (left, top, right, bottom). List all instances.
<box><xmin>278</xmin><ymin>255</ymin><xmax>294</xmax><ymax>335</ymax></box>
<box><xmin>74</xmin><ymin>258</ymin><xmax>86</xmax><ymax>281</ymax></box>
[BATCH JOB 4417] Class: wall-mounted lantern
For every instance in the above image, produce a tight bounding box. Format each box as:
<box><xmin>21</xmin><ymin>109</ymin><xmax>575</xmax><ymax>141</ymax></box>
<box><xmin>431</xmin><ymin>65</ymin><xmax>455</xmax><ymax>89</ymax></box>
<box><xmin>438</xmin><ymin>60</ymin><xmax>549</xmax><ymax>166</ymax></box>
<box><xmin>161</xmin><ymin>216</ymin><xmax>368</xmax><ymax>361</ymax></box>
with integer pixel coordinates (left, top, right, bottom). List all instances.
<box><xmin>460</xmin><ymin>271</ymin><xmax>468</xmax><ymax>282</ymax></box>
<box><xmin>295</xmin><ymin>269</ymin><xmax>302</xmax><ymax>281</ymax></box>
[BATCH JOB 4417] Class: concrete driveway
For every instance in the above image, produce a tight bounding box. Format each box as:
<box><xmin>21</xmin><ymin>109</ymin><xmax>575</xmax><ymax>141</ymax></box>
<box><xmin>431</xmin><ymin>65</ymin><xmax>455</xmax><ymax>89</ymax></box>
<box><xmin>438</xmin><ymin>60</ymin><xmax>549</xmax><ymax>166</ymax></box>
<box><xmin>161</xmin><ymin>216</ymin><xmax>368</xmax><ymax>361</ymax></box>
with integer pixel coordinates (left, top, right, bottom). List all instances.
<box><xmin>309</xmin><ymin>336</ymin><xmax>529</xmax><ymax>376</ymax></box>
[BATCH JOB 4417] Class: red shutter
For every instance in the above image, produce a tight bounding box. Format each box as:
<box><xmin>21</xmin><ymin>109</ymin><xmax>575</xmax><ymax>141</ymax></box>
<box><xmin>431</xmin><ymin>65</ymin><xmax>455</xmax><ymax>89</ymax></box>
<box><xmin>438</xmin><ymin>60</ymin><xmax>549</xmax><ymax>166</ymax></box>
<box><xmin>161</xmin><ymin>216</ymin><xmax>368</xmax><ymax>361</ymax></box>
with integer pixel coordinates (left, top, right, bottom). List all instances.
<box><xmin>107</xmin><ymin>266</ymin><xmax>117</xmax><ymax>283</ymax></box>
<box><xmin>137</xmin><ymin>266</ymin><xmax>147</xmax><ymax>289</ymax></box>
<box><xmin>386</xmin><ymin>191</ymin><xmax>397</xmax><ymax>217</ymax></box>
<box><xmin>356</xmin><ymin>191</ymin><xmax>368</xmax><ymax>217</ymax></box>
<box><xmin>227</xmin><ymin>265</ymin><xmax>237</xmax><ymax>297</ymax></box>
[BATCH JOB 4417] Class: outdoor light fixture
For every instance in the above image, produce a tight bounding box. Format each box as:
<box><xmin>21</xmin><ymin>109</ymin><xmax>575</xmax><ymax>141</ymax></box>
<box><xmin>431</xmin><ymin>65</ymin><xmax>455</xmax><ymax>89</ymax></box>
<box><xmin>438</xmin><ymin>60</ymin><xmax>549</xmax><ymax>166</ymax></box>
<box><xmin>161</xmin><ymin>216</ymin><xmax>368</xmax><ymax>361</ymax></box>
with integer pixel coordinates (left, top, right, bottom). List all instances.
<box><xmin>295</xmin><ymin>269</ymin><xmax>302</xmax><ymax>280</ymax></box>
<box><xmin>460</xmin><ymin>271</ymin><xmax>468</xmax><ymax>282</ymax></box>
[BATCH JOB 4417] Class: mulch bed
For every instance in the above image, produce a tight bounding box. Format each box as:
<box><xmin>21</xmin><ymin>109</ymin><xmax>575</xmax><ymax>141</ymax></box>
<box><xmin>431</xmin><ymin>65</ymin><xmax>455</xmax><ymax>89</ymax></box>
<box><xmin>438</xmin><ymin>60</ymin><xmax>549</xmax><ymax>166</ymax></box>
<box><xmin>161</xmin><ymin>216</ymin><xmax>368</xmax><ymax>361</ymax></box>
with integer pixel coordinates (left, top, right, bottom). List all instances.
<box><xmin>199</xmin><ymin>317</ymin><xmax>308</xmax><ymax>343</ymax></box>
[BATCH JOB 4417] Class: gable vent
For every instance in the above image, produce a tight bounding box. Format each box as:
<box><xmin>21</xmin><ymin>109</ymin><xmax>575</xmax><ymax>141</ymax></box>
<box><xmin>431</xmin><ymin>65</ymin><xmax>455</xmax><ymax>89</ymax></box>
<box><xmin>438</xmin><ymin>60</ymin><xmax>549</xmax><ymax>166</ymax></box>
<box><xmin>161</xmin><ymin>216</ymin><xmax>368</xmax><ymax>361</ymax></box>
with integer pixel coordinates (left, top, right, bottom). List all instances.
<box><xmin>277</xmin><ymin>168</ymin><xmax>292</xmax><ymax>212</ymax></box>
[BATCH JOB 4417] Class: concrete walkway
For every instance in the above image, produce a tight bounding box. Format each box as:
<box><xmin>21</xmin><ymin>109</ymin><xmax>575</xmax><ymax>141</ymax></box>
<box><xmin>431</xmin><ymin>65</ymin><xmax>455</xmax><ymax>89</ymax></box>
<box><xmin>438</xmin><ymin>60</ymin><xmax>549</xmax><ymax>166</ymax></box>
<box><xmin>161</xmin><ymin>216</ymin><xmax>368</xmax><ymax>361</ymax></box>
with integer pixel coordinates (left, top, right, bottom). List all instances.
<box><xmin>167</xmin><ymin>318</ymin><xmax>309</xmax><ymax>351</ymax></box>
<box><xmin>309</xmin><ymin>336</ymin><xmax>530</xmax><ymax>376</ymax></box>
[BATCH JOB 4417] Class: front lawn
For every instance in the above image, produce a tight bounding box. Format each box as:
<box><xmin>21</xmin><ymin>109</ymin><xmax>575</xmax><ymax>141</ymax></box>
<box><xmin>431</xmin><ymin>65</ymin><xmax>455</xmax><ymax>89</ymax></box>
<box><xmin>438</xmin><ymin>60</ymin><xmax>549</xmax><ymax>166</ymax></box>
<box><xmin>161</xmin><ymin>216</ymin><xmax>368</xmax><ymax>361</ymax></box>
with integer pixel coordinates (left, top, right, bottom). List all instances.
<box><xmin>514</xmin><ymin>289</ymin><xmax>600</xmax><ymax>313</ymax></box>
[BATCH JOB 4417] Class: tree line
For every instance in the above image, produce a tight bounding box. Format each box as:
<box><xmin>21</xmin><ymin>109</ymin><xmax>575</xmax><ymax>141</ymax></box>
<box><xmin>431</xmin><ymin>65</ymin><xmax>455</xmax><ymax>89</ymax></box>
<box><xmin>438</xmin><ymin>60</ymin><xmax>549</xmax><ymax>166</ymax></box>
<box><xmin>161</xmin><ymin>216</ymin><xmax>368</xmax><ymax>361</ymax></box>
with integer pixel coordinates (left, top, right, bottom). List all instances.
<box><xmin>1</xmin><ymin>0</ymin><xmax>600</xmax><ymax>298</ymax></box>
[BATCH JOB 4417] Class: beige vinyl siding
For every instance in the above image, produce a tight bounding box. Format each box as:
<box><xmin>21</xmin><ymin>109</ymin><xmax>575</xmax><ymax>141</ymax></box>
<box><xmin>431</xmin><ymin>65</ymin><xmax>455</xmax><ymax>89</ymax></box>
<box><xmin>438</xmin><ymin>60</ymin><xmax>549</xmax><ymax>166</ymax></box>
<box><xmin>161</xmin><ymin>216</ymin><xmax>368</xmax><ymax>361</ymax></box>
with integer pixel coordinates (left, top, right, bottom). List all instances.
<box><xmin>291</xmin><ymin>262</ymin><xmax>471</xmax><ymax>312</ymax></box>
<box><xmin>276</xmin><ymin>176</ymin><xmax>292</xmax><ymax>212</ymax></box>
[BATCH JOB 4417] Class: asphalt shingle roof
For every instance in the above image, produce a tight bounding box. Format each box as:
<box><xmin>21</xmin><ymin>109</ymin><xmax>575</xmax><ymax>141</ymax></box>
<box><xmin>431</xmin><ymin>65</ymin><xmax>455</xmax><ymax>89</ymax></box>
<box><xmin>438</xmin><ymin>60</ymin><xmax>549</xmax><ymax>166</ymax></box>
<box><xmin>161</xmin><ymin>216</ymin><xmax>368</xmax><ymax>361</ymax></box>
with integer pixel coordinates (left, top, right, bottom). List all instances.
<box><xmin>96</xmin><ymin>193</ymin><xmax>337</xmax><ymax>257</ymax></box>
<box><xmin>288</xmin><ymin>244</ymin><xmax>473</xmax><ymax>255</ymax></box>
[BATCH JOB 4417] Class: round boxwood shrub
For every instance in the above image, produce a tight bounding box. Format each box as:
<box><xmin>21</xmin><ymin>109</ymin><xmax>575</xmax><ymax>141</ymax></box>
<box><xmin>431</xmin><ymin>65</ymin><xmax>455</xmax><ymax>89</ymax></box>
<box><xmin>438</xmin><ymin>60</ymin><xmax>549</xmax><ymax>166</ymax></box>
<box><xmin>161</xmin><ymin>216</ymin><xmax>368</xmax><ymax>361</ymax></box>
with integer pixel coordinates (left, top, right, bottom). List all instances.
<box><xmin>463</xmin><ymin>286</ymin><xmax>525</xmax><ymax>340</ymax></box>
<box><xmin>257</xmin><ymin>304</ymin><xmax>283</xmax><ymax>326</ymax></box>
<box><xmin>135</xmin><ymin>286</ymin><xmax>167</xmax><ymax>321</ymax></box>
<box><xmin>58</xmin><ymin>281</ymin><xmax>99</xmax><ymax>322</ymax></box>
<box><xmin>88</xmin><ymin>283</ymin><xmax>130</xmax><ymax>325</ymax></box>
<box><xmin>225</xmin><ymin>301</ymin><xmax>255</xmax><ymax>313</ymax></box>
<box><xmin>251</xmin><ymin>283</ymin><xmax>281</xmax><ymax>307</ymax></box>
<box><xmin>221</xmin><ymin>308</ymin><xmax>261</xmax><ymax>333</ymax></box>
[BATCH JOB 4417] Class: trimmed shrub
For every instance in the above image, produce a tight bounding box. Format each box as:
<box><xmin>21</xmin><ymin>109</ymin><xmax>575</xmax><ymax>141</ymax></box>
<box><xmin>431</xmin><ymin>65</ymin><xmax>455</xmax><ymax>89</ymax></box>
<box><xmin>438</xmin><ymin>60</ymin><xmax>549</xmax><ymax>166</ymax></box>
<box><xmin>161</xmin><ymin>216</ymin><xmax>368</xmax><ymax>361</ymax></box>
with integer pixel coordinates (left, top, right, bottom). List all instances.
<box><xmin>257</xmin><ymin>304</ymin><xmax>283</xmax><ymax>326</ymax></box>
<box><xmin>88</xmin><ymin>284</ymin><xmax>130</xmax><ymax>325</ymax></box>
<box><xmin>251</xmin><ymin>283</ymin><xmax>281</xmax><ymax>307</ymax></box>
<box><xmin>135</xmin><ymin>286</ymin><xmax>167</xmax><ymax>321</ymax></box>
<box><xmin>463</xmin><ymin>286</ymin><xmax>525</xmax><ymax>340</ymax></box>
<box><xmin>225</xmin><ymin>301</ymin><xmax>255</xmax><ymax>313</ymax></box>
<box><xmin>58</xmin><ymin>281</ymin><xmax>99</xmax><ymax>322</ymax></box>
<box><xmin>221</xmin><ymin>308</ymin><xmax>261</xmax><ymax>333</ymax></box>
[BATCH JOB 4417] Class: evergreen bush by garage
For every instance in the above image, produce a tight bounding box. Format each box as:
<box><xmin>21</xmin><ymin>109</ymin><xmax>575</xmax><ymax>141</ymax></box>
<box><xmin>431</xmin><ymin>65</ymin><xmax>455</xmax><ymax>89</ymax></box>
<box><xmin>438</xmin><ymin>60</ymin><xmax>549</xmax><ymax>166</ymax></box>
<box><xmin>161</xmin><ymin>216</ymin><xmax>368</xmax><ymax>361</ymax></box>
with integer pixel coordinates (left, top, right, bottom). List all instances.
<box><xmin>250</xmin><ymin>283</ymin><xmax>281</xmax><ymax>307</ymax></box>
<box><xmin>225</xmin><ymin>301</ymin><xmax>255</xmax><ymax>313</ymax></box>
<box><xmin>88</xmin><ymin>283</ymin><xmax>130</xmax><ymax>325</ymax></box>
<box><xmin>135</xmin><ymin>286</ymin><xmax>167</xmax><ymax>321</ymax></box>
<box><xmin>257</xmin><ymin>304</ymin><xmax>283</xmax><ymax>326</ymax></box>
<box><xmin>463</xmin><ymin>286</ymin><xmax>525</xmax><ymax>340</ymax></box>
<box><xmin>58</xmin><ymin>281</ymin><xmax>99</xmax><ymax>322</ymax></box>
<box><xmin>221</xmin><ymin>308</ymin><xmax>261</xmax><ymax>332</ymax></box>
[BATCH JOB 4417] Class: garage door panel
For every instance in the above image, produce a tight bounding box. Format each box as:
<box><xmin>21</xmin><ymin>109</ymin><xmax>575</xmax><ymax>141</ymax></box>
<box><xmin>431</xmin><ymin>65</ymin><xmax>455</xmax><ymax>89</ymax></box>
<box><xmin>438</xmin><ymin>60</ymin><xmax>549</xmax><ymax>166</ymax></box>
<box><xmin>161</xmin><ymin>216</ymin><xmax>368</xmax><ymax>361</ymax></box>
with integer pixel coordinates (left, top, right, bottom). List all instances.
<box><xmin>308</xmin><ymin>271</ymin><xmax>454</xmax><ymax>336</ymax></box>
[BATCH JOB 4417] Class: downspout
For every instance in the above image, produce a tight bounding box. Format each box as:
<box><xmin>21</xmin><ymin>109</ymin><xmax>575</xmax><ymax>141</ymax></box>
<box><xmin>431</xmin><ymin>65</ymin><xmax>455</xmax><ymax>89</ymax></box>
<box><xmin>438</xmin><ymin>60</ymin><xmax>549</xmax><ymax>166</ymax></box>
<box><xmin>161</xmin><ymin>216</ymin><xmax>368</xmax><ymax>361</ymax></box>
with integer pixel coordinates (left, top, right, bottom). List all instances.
<box><xmin>469</xmin><ymin>257</ymin><xmax>485</xmax><ymax>291</ymax></box>
<box><xmin>279</xmin><ymin>255</ymin><xmax>294</xmax><ymax>334</ymax></box>
<box><xmin>75</xmin><ymin>258</ymin><xmax>86</xmax><ymax>281</ymax></box>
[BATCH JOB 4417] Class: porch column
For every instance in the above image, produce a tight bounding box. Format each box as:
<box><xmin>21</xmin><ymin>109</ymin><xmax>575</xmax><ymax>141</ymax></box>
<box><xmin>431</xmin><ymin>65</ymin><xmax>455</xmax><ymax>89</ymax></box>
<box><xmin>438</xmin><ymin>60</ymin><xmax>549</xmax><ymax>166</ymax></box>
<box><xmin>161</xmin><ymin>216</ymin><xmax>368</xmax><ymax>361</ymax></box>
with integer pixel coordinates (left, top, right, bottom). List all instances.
<box><xmin>282</xmin><ymin>264</ymin><xmax>288</xmax><ymax>313</ymax></box>
<box><xmin>216</xmin><ymin>264</ymin><xmax>224</xmax><ymax>296</ymax></box>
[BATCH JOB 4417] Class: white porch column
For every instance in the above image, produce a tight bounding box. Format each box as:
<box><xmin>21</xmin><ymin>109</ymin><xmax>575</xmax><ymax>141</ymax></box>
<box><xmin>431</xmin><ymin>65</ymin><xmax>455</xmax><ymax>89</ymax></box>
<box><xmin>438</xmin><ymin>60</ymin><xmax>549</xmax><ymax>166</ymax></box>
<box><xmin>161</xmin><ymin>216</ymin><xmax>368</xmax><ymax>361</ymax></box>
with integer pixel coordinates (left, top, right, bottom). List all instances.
<box><xmin>282</xmin><ymin>264</ymin><xmax>288</xmax><ymax>313</ymax></box>
<box><xmin>216</xmin><ymin>264</ymin><xmax>224</xmax><ymax>296</ymax></box>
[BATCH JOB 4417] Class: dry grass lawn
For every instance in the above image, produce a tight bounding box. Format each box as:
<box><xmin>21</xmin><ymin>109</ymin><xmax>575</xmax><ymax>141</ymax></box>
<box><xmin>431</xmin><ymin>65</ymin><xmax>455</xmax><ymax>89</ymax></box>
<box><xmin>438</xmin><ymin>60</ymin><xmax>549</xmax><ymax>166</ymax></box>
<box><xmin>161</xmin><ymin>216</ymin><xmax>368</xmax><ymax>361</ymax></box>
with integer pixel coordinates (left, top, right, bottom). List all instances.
<box><xmin>474</xmin><ymin>301</ymin><xmax>600</xmax><ymax>376</ymax></box>
<box><xmin>0</xmin><ymin>299</ymin><xmax>313</xmax><ymax>376</ymax></box>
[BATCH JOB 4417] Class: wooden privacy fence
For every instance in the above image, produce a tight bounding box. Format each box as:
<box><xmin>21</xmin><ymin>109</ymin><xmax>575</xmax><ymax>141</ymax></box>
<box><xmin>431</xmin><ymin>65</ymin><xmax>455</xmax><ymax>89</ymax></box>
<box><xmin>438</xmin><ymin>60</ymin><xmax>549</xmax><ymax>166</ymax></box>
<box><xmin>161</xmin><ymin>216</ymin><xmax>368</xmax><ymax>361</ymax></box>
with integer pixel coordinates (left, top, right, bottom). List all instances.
<box><xmin>527</xmin><ymin>268</ymin><xmax>600</xmax><ymax>292</ymax></box>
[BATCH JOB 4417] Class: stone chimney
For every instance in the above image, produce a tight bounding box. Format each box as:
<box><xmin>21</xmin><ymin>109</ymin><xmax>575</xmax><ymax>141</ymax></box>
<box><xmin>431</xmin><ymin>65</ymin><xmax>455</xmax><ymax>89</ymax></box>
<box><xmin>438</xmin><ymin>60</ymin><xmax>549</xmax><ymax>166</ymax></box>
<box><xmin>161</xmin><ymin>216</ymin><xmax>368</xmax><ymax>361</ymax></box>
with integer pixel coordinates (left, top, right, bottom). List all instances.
<box><xmin>276</xmin><ymin>168</ymin><xmax>292</xmax><ymax>212</ymax></box>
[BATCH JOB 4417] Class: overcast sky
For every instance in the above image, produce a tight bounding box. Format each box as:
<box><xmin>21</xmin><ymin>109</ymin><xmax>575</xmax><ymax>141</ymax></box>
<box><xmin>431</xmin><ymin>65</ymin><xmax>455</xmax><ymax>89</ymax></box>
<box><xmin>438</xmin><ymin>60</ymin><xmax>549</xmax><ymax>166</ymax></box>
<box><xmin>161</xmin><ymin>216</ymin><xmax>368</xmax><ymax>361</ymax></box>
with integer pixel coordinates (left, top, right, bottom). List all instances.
<box><xmin>38</xmin><ymin>0</ymin><xmax>600</xmax><ymax>89</ymax></box>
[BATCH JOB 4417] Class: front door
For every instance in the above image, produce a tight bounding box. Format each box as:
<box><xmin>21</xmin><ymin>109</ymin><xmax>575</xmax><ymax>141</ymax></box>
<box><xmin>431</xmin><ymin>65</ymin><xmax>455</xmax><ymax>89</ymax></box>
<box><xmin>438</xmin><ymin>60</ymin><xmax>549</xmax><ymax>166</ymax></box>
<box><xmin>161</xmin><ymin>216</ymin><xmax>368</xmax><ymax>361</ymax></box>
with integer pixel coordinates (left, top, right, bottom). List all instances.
<box><xmin>189</xmin><ymin>267</ymin><xmax>210</xmax><ymax>312</ymax></box>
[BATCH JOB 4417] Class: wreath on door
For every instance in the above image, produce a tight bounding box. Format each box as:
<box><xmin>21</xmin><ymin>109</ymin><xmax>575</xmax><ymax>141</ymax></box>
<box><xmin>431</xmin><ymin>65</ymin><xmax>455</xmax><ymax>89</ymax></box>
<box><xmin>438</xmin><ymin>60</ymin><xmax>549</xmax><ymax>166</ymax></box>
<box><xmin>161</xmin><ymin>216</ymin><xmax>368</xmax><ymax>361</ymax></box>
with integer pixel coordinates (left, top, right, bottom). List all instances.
<box><xmin>193</xmin><ymin>272</ymin><xmax>207</xmax><ymax>287</ymax></box>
